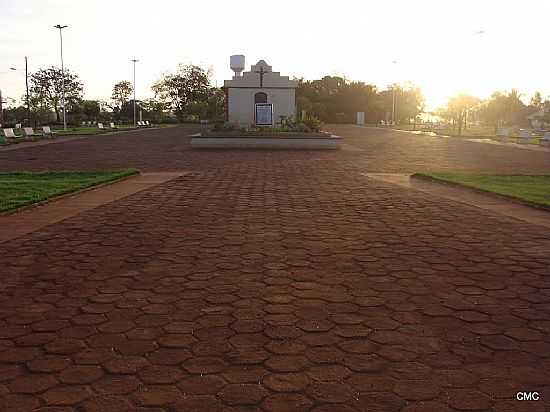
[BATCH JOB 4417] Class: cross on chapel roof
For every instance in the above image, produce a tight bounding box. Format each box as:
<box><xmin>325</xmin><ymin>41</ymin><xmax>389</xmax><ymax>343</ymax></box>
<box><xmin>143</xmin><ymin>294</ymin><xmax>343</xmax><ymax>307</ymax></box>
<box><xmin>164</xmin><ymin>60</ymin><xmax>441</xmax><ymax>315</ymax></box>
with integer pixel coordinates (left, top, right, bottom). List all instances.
<box><xmin>250</xmin><ymin>60</ymin><xmax>272</xmax><ymax>73</ymax></box>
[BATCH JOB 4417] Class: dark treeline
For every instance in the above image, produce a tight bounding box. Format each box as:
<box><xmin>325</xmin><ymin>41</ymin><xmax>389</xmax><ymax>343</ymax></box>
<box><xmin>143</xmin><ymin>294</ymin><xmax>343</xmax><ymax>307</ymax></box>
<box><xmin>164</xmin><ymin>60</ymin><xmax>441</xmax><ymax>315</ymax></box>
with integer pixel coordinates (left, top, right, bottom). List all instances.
<box><xmin>296</xmin><ymin>76</ymin><xmax>424</xmax><ymax>124</ymax></box>
<box><xmin>7</xmin><ymin>64</ymin><xmax>545</xmax><ymax>132</ymax></box>
<box><xmin>1</xmin><ymin>64</ymin><xmax>223</xmax><ymax>127</ymax></box>
<box><xmin>437</xmin><ymin>90</ymin><xmax>550</xmax><ymax>134</ymax></box>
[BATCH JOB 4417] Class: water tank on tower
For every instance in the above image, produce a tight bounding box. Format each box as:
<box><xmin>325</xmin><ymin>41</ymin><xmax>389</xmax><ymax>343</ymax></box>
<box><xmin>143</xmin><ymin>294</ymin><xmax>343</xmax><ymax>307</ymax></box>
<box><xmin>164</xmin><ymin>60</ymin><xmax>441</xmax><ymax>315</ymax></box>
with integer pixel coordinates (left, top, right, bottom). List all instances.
<box><xmin>230</xmin><ymin>55</ymin><xmax>245</xmax><ymax>77</ymax></box>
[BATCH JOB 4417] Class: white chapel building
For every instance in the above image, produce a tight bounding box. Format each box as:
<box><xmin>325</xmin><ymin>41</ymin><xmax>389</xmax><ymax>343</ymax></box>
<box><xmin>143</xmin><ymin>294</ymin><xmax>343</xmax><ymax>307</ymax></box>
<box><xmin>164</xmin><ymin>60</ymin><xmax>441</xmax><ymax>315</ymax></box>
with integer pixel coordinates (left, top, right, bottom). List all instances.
<box><xmin>224</xmin><ymin>56</ymin><xmax>298</xmax><ymax>127</ymax></box>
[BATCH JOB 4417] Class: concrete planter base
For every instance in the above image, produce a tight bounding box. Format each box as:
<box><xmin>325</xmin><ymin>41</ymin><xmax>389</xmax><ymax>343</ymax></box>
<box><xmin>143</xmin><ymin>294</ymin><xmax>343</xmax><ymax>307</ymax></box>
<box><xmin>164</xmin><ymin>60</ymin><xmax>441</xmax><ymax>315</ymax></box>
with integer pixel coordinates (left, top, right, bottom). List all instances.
<box><xmin>191</xmin><ymin>134</ymin><xmax>341</xmax><ymax>150</ymax></box>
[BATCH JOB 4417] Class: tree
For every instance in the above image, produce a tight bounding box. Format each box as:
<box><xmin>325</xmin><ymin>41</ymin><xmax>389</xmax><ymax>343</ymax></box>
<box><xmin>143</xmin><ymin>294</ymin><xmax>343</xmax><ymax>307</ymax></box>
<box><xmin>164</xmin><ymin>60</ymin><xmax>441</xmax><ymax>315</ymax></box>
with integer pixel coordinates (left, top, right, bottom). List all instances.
<box><xmin>2</xmin><ymin>104</ymin><xmax>29</xmax><ymax>125</ymax></box>
<box><xmin>371</xmin><ymin>83</ymin><xmax>424</xmax><ymax>125</ymax></box>
<box><xmin>530</xmin><ymin>91</ymin><xmax>543</xmax><ymax>108</ymax></box>
<box><xmin>140</xmin><ymin>98</ymin><xmax>168</xmax><ymax>123</ymax></box>
<box><xmin>296</xmin><ymin>76</ymin><xmax>380</xmax><ymax>123</ymax></box>
<box><xmin>111</xmin><ymin>81</ymin><xmax>133</xmax><ymax>115</ymax></box>
<box><xmin>206</xmin><ymin>87</ymin><xmax>225</xmax><ymax>120</ymax></box>
<box><xmin>394</xmin><ymin>83</ymin><xmax>425</xmax><ymax>125</ymax></box>
<box><xmin>81</xmin><ymin>100</ymin><xmax>101</xmax><ymax>119</ymax></box>
<box><xmin>29</xmin><ymin>66</ymin><xmax>83</xmax><ymax>122</ymax></box>
<box><xmin>445</xmin><ymin>94</ymin><xmax>480</xmax><ymax>135</ymax></box>
<box><xmin>375</xmin><ymin>88</ymin><xmax>395</xmax><ymax>124</ymax></box>
<box><xmin>152</xmin><ymin>64</ymin><xmax>212</xmax><ymax>121</ymax></box>
<box><xmin>70</xmin><ymin>100</ymin><xmax>101</xmax><ymax>123</ymax></box>
<box><xmin>120</xmin><ymin>100</ymin><xmax>141</xmax><ymax>121</ymax></box>
<box><xmin>475</xmin><ymin>90</ymin><xmax>528</xmax><ymax>131</ymax></box>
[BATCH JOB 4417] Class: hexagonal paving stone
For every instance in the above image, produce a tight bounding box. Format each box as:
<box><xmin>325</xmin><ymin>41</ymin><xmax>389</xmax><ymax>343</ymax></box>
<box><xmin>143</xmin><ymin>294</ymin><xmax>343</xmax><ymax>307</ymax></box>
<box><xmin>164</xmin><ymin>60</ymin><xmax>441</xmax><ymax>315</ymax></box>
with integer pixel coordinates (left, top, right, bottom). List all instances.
<box><xmin>178</xmin><ymin>375</ymin><xmax>226</xmax><ymax>395</ymax></box>
<box><xmin>262</xmin><ymin>393</ymin><xmax>314</xmax><ymax>412</ymax></box>
<box><xmin>138</xmin><ymin>365</ymin><xmax>185</xmax><ymax>384</ymax></box>
<box><xmin>263</xmin><ymin>373</ymin><xmax>309</xmax><ymax>392</ymax></box>
<box><xmin>8</xmin><ymin>373</ymin><xmax>58</xmax><ymax>394</ymax></box>
<box><xmin>218</xmin><ymin>383</ymin><xmax>268</xmax><ymax>405</ymax></box>
<box><xmin>183</xmin><ymin>357</ymin><xmax>226</xmax><ymax>374</ymax></box>
<box><xmin>42</xmin><ymin>385</ymin><xmax>93</xmax><ymax>406</ymax></box>
<box><xmin>59</xmin><ymin>365</ymin><xmax>104</xmax><ymax>384</ymax></box>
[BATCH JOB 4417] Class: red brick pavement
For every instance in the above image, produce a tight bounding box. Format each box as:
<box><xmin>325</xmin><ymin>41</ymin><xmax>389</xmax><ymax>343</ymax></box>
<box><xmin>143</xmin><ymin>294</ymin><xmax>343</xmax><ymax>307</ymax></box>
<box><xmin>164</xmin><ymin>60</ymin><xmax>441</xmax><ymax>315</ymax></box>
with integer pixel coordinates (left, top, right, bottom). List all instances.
<box><xmin>0</xmin><ymin>125</ymin><xmax>549</xmax><ymax>411</ymax></box>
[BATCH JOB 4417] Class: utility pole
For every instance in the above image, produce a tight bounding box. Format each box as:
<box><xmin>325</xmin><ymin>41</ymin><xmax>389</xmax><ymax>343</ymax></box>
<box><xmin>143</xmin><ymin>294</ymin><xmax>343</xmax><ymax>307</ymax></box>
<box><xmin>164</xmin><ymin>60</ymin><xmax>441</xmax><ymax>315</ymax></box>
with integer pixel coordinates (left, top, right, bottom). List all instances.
<box><xmin>54</xmin><ymin>25</ymin><xmax>68</xmax><ymax>130</ymax></box>
<box><xmin>131</xmin><ymin>59</ymin><xmax>138</xmax><ymax>127</ymax></box>
<box><xmin>25</xmin><ymin>56</ymin><xmax>30</xmax><ymax>125</ymax></box>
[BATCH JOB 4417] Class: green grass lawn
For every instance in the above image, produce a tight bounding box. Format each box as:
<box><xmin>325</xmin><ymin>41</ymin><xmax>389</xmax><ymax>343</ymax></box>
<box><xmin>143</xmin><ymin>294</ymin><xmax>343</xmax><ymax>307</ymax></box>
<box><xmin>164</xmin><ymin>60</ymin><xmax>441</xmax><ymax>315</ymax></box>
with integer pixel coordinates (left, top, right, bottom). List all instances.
<box><xmin>415</xmin><ymin>172</ymin><xmax>550</xmax><ymax>208</ymax></box>
<box><xmin>2</xmin><ymin>123</ymin><xmax>183</xmax><ymax>142</ymax></box>
<box><xmin>54</xmin><ymin>126</ymin><xmax>137</xmax><ymax>136</ymax></box>
<box><xmin>0</xmin><ymin>170</ymin><xmax>139</xmax><ymax>213</ymax></box>
<box><xmin>430</xmin><ymin>126</ymin><xmax>496</xmax><ymax>137</ymax></box>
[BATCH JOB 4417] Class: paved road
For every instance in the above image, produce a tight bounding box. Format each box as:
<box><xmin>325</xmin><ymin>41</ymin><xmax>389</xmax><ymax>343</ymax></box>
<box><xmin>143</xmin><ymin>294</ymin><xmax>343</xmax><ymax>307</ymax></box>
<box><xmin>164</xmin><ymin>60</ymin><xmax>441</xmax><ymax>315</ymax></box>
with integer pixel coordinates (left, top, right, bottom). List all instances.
<box><xmin>2</xmin><ymin>125</ymin><xmax>550</xmax><ymax>174</ymax></box>
<box><xmin>0</xmin><ymin>125</ymin><xmax>549</xmax><ymax>411</ymax></box>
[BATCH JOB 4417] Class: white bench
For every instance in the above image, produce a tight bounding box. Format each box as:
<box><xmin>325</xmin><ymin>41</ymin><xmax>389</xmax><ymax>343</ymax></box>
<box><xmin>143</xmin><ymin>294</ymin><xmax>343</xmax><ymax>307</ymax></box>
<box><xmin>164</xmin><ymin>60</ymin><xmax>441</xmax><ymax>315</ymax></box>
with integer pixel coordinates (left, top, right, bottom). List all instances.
<box><xmin>97</xmin><ymin>123</ymin><xmax>104</xmax><ymax>129</ymax></box>
<box><xmin>42</xmin><ymin>126</ymin><xmax>56</xmax><ymax>136</ymax></box>
<box><xmin>496</xmin><ymin>127</ymin><xmax>509</xmax><ymax>137</ymax></box>
<box><xmin>519</xmin><ymin>129</ymin><xmax>532</xmax><ymax>139</ymax></box>
<box><xmin>23</xmin><ymin>127</ymin><xmax>42</xmax><ymax>137</ymax></box>
<box><xmin>109</xmin><ymin>122</ymin><xmax>117</xmax><ymax>129</ymax></box>
<box><xmin>2</xmin><ymin>128</ymin><xmax>17</xmax><ymax>138</ymax></box>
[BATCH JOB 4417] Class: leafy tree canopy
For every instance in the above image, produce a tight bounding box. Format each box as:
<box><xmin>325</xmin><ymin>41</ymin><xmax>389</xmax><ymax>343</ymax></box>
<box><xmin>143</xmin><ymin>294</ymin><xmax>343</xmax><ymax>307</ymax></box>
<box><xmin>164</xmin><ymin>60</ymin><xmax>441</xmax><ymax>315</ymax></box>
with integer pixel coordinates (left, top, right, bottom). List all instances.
<box><xmin>29</xmin><ymin>66</ymin><xmax>83</xmax><ymax>122</ymax></box>
<box><xmin>152</xmin><ymin>64</ymin><xmax>212</xmax><ymax>121</ymax></box>
<box><xmin>111</xmin><ymin>81</ymin><xmax>133</xmax><ymax>112</ymax></box>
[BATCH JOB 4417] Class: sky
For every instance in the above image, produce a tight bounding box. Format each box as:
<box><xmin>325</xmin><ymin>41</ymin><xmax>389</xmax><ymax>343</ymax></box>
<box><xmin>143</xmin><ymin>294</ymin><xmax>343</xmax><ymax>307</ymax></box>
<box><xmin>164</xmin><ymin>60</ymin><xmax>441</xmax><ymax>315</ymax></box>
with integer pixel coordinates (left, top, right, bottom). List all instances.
<box><xmin>1</xmin><ymin>0</ymin><xmax>549</xmax><ymax>111</ymax></box>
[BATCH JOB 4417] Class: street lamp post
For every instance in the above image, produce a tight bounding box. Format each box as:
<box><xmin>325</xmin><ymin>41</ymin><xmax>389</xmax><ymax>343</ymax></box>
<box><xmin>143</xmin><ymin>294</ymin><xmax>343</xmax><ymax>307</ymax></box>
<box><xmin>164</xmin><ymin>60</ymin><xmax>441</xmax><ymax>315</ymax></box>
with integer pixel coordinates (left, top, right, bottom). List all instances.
<box><xmin>54</xmin><ymin>24</ymin><xmax>68</xmax><ymax>130</ymax></box>
<box><xmin>391</xmin><ymin>60</ymin><xmax>398</xmax><ymax>125</ymax></box>
<box><xmin>131</xmin><ymin>59</ymin><xmax>138</xmax><ymax>127</ymax></box>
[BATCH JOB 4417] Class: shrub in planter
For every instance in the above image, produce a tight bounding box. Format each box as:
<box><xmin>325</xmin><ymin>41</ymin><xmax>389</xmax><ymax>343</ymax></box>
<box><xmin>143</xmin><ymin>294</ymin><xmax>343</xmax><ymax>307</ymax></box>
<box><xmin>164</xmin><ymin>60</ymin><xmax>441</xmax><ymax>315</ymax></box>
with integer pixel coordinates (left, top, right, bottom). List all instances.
<box><xmin>299</xmin><ymin>117</ymin><xmax>322</xmax><ymax>132</ymax></box>
<box><xmin>294</xmin><ymin>123</ymin><xmax>311</xmax><ymax>133</ymax></box>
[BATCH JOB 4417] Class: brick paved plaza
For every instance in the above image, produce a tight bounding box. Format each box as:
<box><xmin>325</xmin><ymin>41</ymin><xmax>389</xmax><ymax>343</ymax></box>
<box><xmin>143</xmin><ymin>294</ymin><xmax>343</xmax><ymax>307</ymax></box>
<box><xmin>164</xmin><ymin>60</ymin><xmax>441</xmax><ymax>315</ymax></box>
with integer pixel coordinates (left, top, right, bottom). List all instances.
<box><xmin>0</xmin><ymin>125</ymin><xmax>549</xmax><ymax>412</ymax></box>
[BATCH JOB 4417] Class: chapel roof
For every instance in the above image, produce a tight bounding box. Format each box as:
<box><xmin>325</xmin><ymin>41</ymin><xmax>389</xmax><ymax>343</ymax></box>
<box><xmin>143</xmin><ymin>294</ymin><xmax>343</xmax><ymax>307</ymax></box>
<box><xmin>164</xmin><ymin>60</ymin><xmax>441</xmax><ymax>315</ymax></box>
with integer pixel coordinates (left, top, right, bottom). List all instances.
<box><xmin>224</xmin><ymin>59</ymin><xmax>297</xmax><ymax>89</ymax></box>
